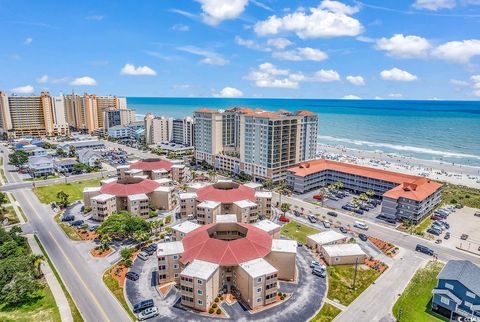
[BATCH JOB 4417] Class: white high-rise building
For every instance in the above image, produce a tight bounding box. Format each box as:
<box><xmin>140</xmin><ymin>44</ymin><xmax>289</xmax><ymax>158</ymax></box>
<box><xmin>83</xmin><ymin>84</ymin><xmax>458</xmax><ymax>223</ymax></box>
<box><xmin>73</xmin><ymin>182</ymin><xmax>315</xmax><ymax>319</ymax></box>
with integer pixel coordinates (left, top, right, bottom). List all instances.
<box><xmin>144</xmin><ymin>113</ymin><xmax>170</xmax><ymax>144</ymax></box>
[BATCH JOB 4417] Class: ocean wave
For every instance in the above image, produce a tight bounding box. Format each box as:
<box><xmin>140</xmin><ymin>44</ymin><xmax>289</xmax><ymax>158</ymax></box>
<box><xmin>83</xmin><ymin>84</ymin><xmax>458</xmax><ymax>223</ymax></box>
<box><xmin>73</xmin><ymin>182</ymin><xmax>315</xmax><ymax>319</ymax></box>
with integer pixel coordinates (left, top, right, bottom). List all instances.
<box><xmin>318</xmin><ymin>135</ymin><xmax>480</xmax><ymax>160</ymax></box>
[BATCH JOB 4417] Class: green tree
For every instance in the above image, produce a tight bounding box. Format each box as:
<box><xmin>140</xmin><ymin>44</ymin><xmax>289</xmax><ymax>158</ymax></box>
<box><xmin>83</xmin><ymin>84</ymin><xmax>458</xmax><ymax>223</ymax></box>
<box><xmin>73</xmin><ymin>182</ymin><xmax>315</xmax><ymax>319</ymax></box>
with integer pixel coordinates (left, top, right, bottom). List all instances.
<box><xmin>0</xmin><ymin>192</ymin><xmax>7</xmax><ymax>205</ymax></box>
<box><xmin>262</xmin><ymin>179</ymin><xmax>273</xmax><ymax>190</ymax></box>
<box><xmin>280</xmin><ymin>203</ymin><xmax>291</xmax><ymax>215</ymax></box>
<box><xmin>29</xmin><ymin>254</ymin><xmax>44</xmax><ymax>279</ymax></box>
<box><xmin>68</xmin><ymin>145</ymin><xmax>76</xmax><ymax>157</ymax></box>
<box><xmin>56</xmin><ymin>148</ymin><xmax>66</xmax><ymax>157</ymax></box>
<box><xmin>120</xmin><ymin>247</ymin><xmax>134</xmax><ymax>261</ymax></box>
<box><xmin>100</xmin><ymin>235</ymin><xmax>112</xmax><ymax>251</ymax></box>
<box><xmin>97</xmin><ymin>212</ymin><xmax>150</xmax><ymax>240</ymax></box>
<box><xmin>207</xmin><ymin>169</ymin><xmax>217</xmax><ymax>182</ymax></box>
<box><xmin>0</xmin><ymin>272</ymin><xmax>41</xmax><ymax>306</ymax></box>
<box><xmin>8</xmin><ymin>151</ymin><xmax>28</xmax><ymax>168</ymax></box>
<box><xmin>56</xmin><ymin>191</ymin><xmax>69</xmax><ymax>208</ymax></box>
<box><xmin>93</xmin><ymin>159</ymin><xmax>102</xmax><ymax>169</ymax></box>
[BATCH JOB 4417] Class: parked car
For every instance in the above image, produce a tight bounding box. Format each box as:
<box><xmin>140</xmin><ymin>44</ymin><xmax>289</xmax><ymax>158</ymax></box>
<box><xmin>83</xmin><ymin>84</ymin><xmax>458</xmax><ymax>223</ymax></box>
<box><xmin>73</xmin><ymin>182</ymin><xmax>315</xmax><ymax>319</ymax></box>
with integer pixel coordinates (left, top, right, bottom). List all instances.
<box><xmin>461</xmin><ymin>234</ymin><xmax>469</xmax><ymax>240</ymax></box>
<box><xmin>138</xmin><ymin>306</ymin><xmax>159</xmax><ymax>320</ymax></box>
<box><xmin>415</xmin><ymin>244</ymin><xmax>434</xmax><ymax>256</ymax></box>
<box><xmin>427</xmin><ymin>228</ymin><xmax>441</xmax><ymax>236</ymax></box>
<box><xmin>358</xmin><ymin>233</ymin><xmax>368</xmax><ymax>242</ymax></box>
<box><xmin>312</xmin><ymin>266</ymin><xmax>326</xmax><ymax>278</ymax></box>
<box><xmin>339</xmin><ymin>226</ymin><xmax>348</xmax><ymax>234</ymax></box>
<box><xmin>126</xmin><ymin>271</ymin><xmax>139</xmax><ymax>281</ymax></box>
<box><xmin>385</xmin><ymin>218</ymin><xmax>397</xmax><ymax>225</ymax></box>
<box><xmin>323</xmin><ymin>221</ymin><xmax>331</xmax><ymax>228</ymax></box>
<box><xmin>327</xmin><ymin>211</ymin><xmax>338</xmax><ymax>217</ymax></box>
<box><xmin>359</xmin><ymin>205</ymin><xmax>370</xmax><ymax>211</ymax></box>
<box><xmin>293</xmin><ymin>210</ymin><xmax>301</xmax><ymax>217</ymax></box>
<box><xmin>310</xmin><ymin>260</ymin><xmax>320</xmax><ymax>268</ymax></box>
<box><xmin>307</xmin><ymin>215</ymin><xmax>317</xmax><ymax>223</ymax></box>
<box><xmin>61</xmin><ymin>214</ymin><xmax>74</xmax><ymax>222</ymax></box>
<box><xmin>70</xmin><ymin>220</ymin><xmax>84</xmax><ymax>227</ymax></box>
<box><xmin>133</xmin><ymin>299</ymin><xmax>154</xmax><ymax>313</ymax></box>
<box><xmin>137</xmin><ymin>252</ymin><xmax>149</xmax><ymax>261</ymax></box>
<box><xmin>354</xmin><ymin>209</ymin><xmax>364</xmax><ymax>215</ymax></box>
<box><xmin>354</xmin><ymin>221</ymin><xmax>369</xmax><ymax>230</ymax></box>
<box><xmin>444</xmin><ymin>232</ymin><xmax>451</xmax><ymax>240</ymax></box>
<box><xmin>313</xmin><ymin>194</ymin><xmax>322</xmax><ymax>200</ymax></box>
<box><xmin>279</xmin><ymin>216</ymin><xmax>290</xmax><ymax>223</ymax></box>
<box><xmin>474</xmin><ymin>212</ymin><xmax>480</xmax><ymax>217</ymax></box>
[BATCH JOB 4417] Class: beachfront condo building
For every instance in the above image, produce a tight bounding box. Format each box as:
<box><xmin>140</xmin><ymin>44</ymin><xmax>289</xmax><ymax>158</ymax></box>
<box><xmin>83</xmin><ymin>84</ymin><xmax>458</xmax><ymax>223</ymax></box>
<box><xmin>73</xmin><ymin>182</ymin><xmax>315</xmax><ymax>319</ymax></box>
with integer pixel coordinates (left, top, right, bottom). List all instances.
<box><xmin>144</xmin><ymin>113</ymin><xmax>195</xmax><ymax>147</ymax></box>
<box><xmin>286</xmin><ymin>159</ymin><xmax>443</xmax><ymax>223</ymax></box>
<box><xmin>65</xmin><ymin>93</ymin><xmax>132</xmax><ymax>134</ymax></box>
<box><xmin>193</xmin><ymin>107</ymin><xmax>318</xmax><ymax>182</ymax></box>
<box><xmin>0</xmin><ymin>91</ymin><xmax>69</xmax><ymax>137</ymax></box>
<box><xmin>172</xmin><ymin>116</ymin><xmax>194</xmax><ymax>147</ymax></box>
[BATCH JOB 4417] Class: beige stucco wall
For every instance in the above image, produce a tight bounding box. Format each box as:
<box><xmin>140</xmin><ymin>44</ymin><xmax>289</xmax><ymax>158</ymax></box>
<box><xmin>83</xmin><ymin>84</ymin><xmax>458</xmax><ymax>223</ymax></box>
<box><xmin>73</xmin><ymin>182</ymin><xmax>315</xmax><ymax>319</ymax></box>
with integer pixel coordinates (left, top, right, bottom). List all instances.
<box><xmin>265</xmin><ymin>251</ymin><xmax>296</xmax><ymax>281</ymax></box>
<box><xmin>321</xmin><ymin>251</ymin><xmax>366</xmax><ymax>266</ymax></box>
<box><xmin>180</xmin><ymin>197</ymin><xmax>197</xmax><ymax>219</ymax></box>
<box><xmin>83</xmin><ymin>189</ymin><xmax>101</xmax><ymax>208</ymax></box>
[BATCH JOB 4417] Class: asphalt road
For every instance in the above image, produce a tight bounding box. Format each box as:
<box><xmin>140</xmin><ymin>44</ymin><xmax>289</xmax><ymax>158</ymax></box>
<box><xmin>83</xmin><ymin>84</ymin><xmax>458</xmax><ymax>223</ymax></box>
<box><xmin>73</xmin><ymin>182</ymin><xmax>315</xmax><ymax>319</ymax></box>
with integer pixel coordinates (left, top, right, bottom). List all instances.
<box><xmin>274</xmin><ymin>193</ymin><xmax>480</xmax><ymax>266</ymax></box>
<box><xmin>1</xmin><ymin>145</ymin><xmax>131</xmax><ymax>322</ymax></box>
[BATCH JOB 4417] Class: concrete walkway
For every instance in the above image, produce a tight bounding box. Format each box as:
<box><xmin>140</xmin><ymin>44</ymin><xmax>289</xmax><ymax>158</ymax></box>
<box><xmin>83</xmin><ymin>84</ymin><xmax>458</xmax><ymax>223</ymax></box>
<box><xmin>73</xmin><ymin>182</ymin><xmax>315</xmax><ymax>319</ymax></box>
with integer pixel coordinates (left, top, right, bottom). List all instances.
<box><xmin>325</xmin><ymin>298</ymin><xmax>347</xmax><ymax>311</ymax></box>
<box><xmin>2</xmin><ymin>167</ymin><xmax>74</xmax><ymax>322</ymax></box>
<box><xmin>333</xmin><ymin>249</ymin><xmax>424</xmax><ymax>322</ymax></box>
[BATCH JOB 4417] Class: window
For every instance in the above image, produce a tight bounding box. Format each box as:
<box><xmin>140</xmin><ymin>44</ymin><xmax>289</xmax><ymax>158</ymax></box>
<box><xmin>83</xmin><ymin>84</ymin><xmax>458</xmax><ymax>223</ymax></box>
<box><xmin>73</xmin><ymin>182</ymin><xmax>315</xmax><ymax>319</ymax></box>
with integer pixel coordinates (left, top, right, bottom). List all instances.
<box><xmin>173</xmin><ymin>255</ymin><xmax>178</xmax><ymax>260</ymax></box>
<box><xmin>173</xmin><ymin>264</ymin><xmax>179</xmax><ymax>269</ymax></box>
<box><xmin>464</xmin><ymin>301</ymin><xmax>472</xmax><ymax>308</ymax></box>
<box><xmin>256</xmin><ymin>298</ymin><xmax>261</xmax><ymax>303</ymax></box>
<box><xmin>198</xmin><ymin>300</ymin><xmax>203</xmax><ymax>305</ymax></box>
<box><xmin>174</xmin><ymin>273</ymin><xmax>178</xmax><ymax>278</ymax></box>
<box><xmin>198</xmin><ymin>290</ymin><xmax>203</xmax><ymax>295</ymax></box>
<box><xmin>197</xmin><ymin>279</ymin><xmax>203</xmax><ymax>284</ymax></box>
<box><xmin>440</xmin><ymin>297</ymin><xmax>450</xmax><ymax>305</ymax></box>
<box><xmin>445</xmin><ymin>283</ymin><xmax>454</xmax><ymax>290</ymax></box>
<box><xmin>257</xmin><ymin>287</ymin><xmax>262</xmax><ymax>293</ymax></box>
<box><xmin>466</xmin><ymin>291</ymin><xmax>476</xmax><ymax>299</ymax></box>
<box><xmin>257</xmin><ymin>277</ymin><xmax>262</xmax><ymax>283</ymax></box>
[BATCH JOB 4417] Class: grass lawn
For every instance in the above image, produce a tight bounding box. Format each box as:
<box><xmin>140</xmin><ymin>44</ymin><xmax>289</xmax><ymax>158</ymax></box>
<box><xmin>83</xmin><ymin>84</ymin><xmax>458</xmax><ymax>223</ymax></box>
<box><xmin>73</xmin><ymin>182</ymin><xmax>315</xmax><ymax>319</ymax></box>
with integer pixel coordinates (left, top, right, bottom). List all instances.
<box><xmin>1</xmin><ymin>205</ymin><xmax>20</xmax><ymax>224</ymax></box>
<box><xmin>392</xmin><ymin>261</ymin><xmax>448</xmax><ymax>322</ymax></box>
<box><xmin>103</xmin><ymin>270</ymin><xmax>136</xmax><ymax>320</ymax></box>
<box><xmin>327</xmin><ymin>265</ymin><xmax>382</xmax><ymax>306</ymax></box>
<box><xmin>34</xmin><ymin>236</ymin><xmax>84</xmax><ymax>322</ymax></box>
<box><xmin>415</xmin><ymin>216</ymin><xmax>432</xmax><ymax>235</ymax></box>
<box><xmin>0</xmin><ymin>281</ymin><xmax>61</xmax><ymax>322</ymax></box>
<box><xmin>441</xmin><ymin>183</ymin><xmax>480</xmax><ymax>208</ymax></box>
<box><xmin>33</xmin><ymin>178</ymin><xmax>102</xmax><ymax>204</ymax></box>
<box><xmin>18</xmin><ymin>206</ymin><xmax>28</xmax><ymax>222</ymax></box>
<box><xmin>280</xmin><ymin>220</ymin><xmax>320</xmax><ymax>244</ymax></box>
<box><xmin>309</xmin><ymin>303</ymin><xmax>342</xmax><ymax>322</ymax></box>
<box><xmin>54</xmin><ymin>214</ymin><xmax>82</xmax><ymax>241</ymax></box>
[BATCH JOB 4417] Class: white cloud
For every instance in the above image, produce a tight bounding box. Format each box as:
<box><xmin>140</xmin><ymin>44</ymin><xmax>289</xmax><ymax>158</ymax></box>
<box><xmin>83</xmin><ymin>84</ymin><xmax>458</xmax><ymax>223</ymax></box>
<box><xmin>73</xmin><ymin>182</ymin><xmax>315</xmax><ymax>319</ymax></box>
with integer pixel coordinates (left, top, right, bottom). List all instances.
<box><xmin>11</xmin><ymin>85</ymin><xmax>34</xmax><ymax>94</ymax></box>
<box><xmin>356</xmin><ymin>36</ymin><xmax>375</xmax><ymax>43</ymax></box>
<box><xmin>196</xmin><ymin>0</ymin><xmax>249</xmax><ymax>26</ymax></box>
<box><xmin>235</xmin><ymin>36</ymin><xmax>270</xmax><ymax>52</ymax></box>
<box><xmin>432</xmin><ymin>39</ymin><xmax>480</xmax><ymax>64</ymax></box>
<box><xmin>413</xmin><ymin>0</ymin><xmax>456</xmax><ymax>11</ymax></box>
<box><xmin>376</xmin><ymin>34</ymin><xmax>431</xmax><ymax>58</ymax></box>
<box><xmin>388</xmin><ymin>93</ymin><xmax>403</xmax><ymax>98</ymax></box>
<box><xmin>37</xmin><ymin>75</ymin><xmax>49</xmax><ymax>83</ymax></box>
<box><xmin>471</xmin><ymin>75</ymin><xmax>480</xmax><ymax>96</ymax></box>
<box><xmin>266</xmin><ymin>38</ymin><xmax>293</xmax><ymax>49</ymax></box>
<box><xmin>346</xmin><ymin>75</ymin><xmax>365</xmax><ymax>85</ymax></box>
<box><xmin>177</xmin><ymin>46</ymin><xmax>230</xmax><ymax>65</ymax></box>
<box><xmin>380</xmin><ymin>68</ymin><xmax>417</xmax><ymax>82</ymax></box>
<box><xmin>69</xmin><ymin>76</ymin><xmax>97</xmax><ymax>86</ymax></box>
<box><xmin>450</xmin><ymin>79</ymin><xmax>469</xmax><ymax>86</ymax></box>
<box><xmin>172</xmin><ymin>24</ymin><xmax>190</xmax><ymax>31</ymax></box>
<box><xmin>272</xmin><ymin>47</ymin><xmax>328</xmax><ymax>61</ymax></box>
<box><xmin>254</xmin><ymin>1</ymin><xmax>363</xmax><ymax>39</ymax></box>
<box><xmin>343</xmin><ymin>94</ymin><xmax>361</xmax><ymax>99</ymax></box>
<box><xmin>120</xmin><ymin>64</ymin><xmax>157</xmax><ymax>76</ymax></box>
<box><xmin>245</xmin><ymin>62</ymin><xmax>301</xmax><ymax>88</ymax></box>
<box><xmin>319</xmin><ymin>0</ymin><xmax>360</xmax><ymax>14</ymax></box>
<box><xmin>24</xmin><ymin>37</ymin><xmax>33</xmax><ymax>45</ymax></box>
<box><xmin>213</xmin><ymin>86</ymin><xmax>244</xmax><ymax>97</ymax></box>
<box><xmin>312</xmin><ymin>69</ymin><xmax>340</xmax><ymax>82</ymax></box>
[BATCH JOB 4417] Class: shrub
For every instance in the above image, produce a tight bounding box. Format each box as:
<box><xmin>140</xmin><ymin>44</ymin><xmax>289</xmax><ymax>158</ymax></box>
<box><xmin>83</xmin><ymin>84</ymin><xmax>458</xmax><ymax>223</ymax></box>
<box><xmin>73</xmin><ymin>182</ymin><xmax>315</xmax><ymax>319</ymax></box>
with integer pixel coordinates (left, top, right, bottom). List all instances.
<box><xmin>280</xmin><ymin>295</ymin><xmax>285</xmax><ymax>300</ymax></box>
<box><xmin>214</xmin><ymin>297</ymin><xmax>220</xmax><ymax>302</ymax></box>
<box><xmin>209</xmin><ymin>308</ymin><xmax>214</xmax><ymax>314</ymax></box>
<box><xmin>124</xmin><ymin>259</ymin><xmax>132</xmax><ymax>267</ymax></box>
<box><xmin>216</xmin><ymin>308</ymin><xmax>222</xmax><ymax>314</ymax></box>
<box><xmin>212</xmin><ymin>303</ymin><xmax>217</xmax><ymax>309</ymax></box>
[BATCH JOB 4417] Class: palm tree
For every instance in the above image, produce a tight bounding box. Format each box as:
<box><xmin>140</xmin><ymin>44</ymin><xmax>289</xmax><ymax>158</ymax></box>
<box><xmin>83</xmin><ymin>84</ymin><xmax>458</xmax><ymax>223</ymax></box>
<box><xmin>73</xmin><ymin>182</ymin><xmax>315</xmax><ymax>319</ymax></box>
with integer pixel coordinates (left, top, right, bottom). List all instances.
<box><xmin>207</xmin><ymin>169</ymin><xmax>217</xmax><ymax>182</ymax></box>
<box><xmin>134</xmin><ymin>231</ymin><xmax>149</xmax><ymax>243</ymax></box>
<box><xmin>100</xmin><ymin>235</ymin><xmax>112</xmax><ymax>251</ymax></box>
<box><xmin>191</xmin><ymin>170</ymin><xmax>197</xmax><ymax>181</ymax></box>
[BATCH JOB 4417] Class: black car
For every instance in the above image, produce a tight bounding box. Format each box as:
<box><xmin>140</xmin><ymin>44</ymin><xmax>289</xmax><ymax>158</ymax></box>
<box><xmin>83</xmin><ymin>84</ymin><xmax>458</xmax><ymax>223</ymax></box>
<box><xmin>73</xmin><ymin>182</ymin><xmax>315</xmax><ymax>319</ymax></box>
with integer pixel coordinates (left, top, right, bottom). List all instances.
<box><xmin>359</xmin><ymin>205</ymin><xmax>370</xmax><ymax>211</ymax></box>
<box><xmin>427</xmin><ymin>228</ymin><xmax>441</xmax><ymax>236</ymax></box>
<box><xmin>339</xmin><ymin>226</ymin><xmax>348</xmax><ymax>234</ymax></box>
<box><xmin>444</xmin><ymin>232</ymin><xmax>451</xmax><ymax>240</ymax></box>
<box><xmin>126</xmin><ymin>271</ymin><xmax>139</xmax><ymax>281</ymax></box>
<box><xmin>358</xmin><ymin>233</ymin><xmax>368</xmax><ymax>241</ymax></box>
<box><xmin>354</xmin><ymin>209</ymin><xmax>364</xmax><ymax>215</ymax></box>
<box><xmin>415</xmin><ymin>244</ymin><xmax>434</xmax><ymax>255</ymax></box>
<box><xmin>386</xmin><ymin>218</ymin><xmax>397</xmax><ymax>225</ymax></box>
<box><xmin>327</xmin><ymin>211</ymin><xmax>338</xmax><ymax>217</ymax></box>
<box><xmin>133</xmin><ymin>299</ymin><xmax>154</xmax><ymax>313</ymax></box>
<box><xmin>70</xmin><ymin>220</ymin><xmax>84</xmax><ymax>226</ymax></box>
<box><xmin>61</xmin><ymin>214</ymin><xmax>75</xmax><ymax>222</ymax></box>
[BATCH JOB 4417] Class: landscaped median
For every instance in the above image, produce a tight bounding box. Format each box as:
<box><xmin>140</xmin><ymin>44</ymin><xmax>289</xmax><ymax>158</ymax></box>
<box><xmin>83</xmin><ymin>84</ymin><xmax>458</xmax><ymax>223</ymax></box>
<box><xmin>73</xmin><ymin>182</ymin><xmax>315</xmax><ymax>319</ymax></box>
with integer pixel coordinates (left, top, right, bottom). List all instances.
<box><xmin>102</xmin><ymin>260</ymin><xmax>136</xmax><ymax>320</ymax></box>
<box><xmin>309</xmin><ymin>303</ymin><xmax>342</xmax><ymax>322</ymax></box>
<box><xmin>392</xmin><ymin>261</ymin><xmax>447</xmax><ymax>322</ymax></box>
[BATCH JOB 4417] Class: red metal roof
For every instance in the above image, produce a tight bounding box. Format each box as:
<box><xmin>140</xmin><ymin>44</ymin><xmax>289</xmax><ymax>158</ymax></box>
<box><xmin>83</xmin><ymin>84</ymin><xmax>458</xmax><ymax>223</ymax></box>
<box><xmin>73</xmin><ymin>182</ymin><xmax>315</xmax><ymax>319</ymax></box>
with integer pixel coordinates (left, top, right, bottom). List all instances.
<box><xmin>129</xmin><ymin>158</ymin><xmax>173</xmax><ymax>171</ymax></box>
<box><xmin>180</xmin><ymin>223</ymin><xmax>272</xmax><ymax>266</ymax></box>
<box><xmin>100</xmin><ymin>178</ymin><xmax>161</xmax><ymax>197</ymax></box>
<box><xmin>196</xmin><ymin>183</ymin><xmax>257</xmax><ymax>203</ymax></box>
<box><xmin>287</xmin><ymin>159</ymin><xmax>442</xmax><ymax>202</ymax></box>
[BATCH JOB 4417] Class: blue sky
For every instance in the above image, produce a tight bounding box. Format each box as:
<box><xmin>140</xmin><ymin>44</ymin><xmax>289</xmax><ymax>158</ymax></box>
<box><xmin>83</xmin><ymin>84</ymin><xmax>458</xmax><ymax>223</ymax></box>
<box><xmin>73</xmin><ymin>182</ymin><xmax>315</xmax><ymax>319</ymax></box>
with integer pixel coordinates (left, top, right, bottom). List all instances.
<box><xmin>1</xmin><ymin>0</ymin><xmax>480</xmax><ymax>99</ymax></box>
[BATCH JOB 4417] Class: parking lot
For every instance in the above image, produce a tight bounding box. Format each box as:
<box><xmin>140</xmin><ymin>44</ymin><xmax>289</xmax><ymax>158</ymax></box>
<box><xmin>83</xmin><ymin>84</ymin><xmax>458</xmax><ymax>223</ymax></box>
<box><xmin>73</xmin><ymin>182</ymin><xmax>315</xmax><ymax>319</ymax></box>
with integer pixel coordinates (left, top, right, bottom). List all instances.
<box><xmin>125</xmin><ymin>245</ymin><xmax>327</xmax><ymax>322</ymax></box>
<box><xmin>441</xmin><ymin>206</ymin><xmax>480</xmax><ymax>255</ymax></box>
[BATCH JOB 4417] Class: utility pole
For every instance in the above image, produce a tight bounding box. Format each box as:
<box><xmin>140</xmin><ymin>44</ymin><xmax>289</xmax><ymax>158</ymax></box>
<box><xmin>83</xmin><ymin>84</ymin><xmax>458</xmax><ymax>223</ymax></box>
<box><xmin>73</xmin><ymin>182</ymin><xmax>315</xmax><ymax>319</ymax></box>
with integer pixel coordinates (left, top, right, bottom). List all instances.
<box><xmin>352</xmin><ymin>257</ymin><xmax>359</xmax><ymax>290</ymax></box>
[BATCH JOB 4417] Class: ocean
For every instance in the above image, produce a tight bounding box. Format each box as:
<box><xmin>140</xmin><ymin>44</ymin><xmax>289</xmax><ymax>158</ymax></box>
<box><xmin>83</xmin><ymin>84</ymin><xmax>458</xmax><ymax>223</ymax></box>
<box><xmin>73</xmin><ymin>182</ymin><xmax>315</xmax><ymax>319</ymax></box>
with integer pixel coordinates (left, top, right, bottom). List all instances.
<box><xmin>127</xmin><ymin>97</ymin><xmax>480</xmax><ymax>167</ymax></box>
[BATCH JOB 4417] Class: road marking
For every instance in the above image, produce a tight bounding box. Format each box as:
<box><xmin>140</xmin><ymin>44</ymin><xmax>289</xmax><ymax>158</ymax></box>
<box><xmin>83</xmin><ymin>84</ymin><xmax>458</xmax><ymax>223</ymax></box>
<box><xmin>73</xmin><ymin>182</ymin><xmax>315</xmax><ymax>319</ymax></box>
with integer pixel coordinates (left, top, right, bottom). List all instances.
<box><xmin>20</xmin><ymin>190</ymin><xmax>111</xmax><ymax>322</ymax></box>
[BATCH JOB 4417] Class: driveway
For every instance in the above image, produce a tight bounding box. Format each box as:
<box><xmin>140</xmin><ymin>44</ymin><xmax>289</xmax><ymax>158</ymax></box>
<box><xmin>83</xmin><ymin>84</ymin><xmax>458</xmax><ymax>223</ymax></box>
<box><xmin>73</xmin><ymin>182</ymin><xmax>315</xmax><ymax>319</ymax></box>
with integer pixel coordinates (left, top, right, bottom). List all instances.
<box><xmin>125</xmin><ymin>246</ymin><xmax>327</xmax><ymax>321</ymax></box>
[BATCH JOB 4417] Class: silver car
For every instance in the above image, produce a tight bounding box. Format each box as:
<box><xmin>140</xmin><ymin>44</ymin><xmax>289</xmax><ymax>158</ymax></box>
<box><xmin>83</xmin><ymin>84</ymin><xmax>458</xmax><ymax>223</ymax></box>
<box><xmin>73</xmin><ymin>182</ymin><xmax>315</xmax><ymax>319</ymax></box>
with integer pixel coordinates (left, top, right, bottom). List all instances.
<box><xmin>138</xmin><ymin>306</ymin><xmax>159</xmax><ymax>320</ymax></box>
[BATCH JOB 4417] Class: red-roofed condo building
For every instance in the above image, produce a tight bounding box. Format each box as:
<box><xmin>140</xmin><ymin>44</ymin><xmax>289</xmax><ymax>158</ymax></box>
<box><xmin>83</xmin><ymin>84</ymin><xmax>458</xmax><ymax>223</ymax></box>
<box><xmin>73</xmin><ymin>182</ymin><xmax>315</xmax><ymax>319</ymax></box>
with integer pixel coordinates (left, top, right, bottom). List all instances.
<box><xmin>286</xmin><ymin>159</ymin><xmax>443</xmax><ymax>223</ymax></box>
<box><xmin>193</xmin><ymin>107</ymin><xmax>318</xmax><ymax>182</ymax></box>
<box><xmin>157</xmin><ymin>222</ymin><xmax>297</xmax><ymax>311</ymax></box>
<box><xmin>116</xmin><ymin>157</ymin><xmax>185</xmax><ymax>182</ymax></box>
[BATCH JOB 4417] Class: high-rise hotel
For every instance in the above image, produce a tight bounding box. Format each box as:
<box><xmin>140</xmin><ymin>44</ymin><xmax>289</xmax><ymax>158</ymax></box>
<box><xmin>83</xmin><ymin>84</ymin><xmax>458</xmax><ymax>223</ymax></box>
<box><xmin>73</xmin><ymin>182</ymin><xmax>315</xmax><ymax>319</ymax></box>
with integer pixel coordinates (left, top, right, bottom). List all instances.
<box><xmin>193</xmin><ymin>107</ymin><xmax>318</xmax><ymax>182</ymax></box>
<box><xmin>0</xmin><ymin>91</ymin><xmax>135</xmax><ymax>137</ymax></box>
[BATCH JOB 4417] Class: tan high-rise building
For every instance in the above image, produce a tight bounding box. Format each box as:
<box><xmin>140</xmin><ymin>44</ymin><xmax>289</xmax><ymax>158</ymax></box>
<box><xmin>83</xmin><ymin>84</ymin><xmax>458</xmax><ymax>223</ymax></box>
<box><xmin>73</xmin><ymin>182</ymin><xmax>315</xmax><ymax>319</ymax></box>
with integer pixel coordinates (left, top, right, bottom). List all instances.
<box><xmin>0</xmin><ymin>91</ymin><xmax>68</xmax><ymax>137</ymax></box>
<box><xmin>193</xmin><ymin>107</ymin><xmax>318</xmax><ymax>182</ymax></box>
<box><xmin>144</xmin><ymin>113</ymin><xmax>171</xmax><ymax>144</ymax></box>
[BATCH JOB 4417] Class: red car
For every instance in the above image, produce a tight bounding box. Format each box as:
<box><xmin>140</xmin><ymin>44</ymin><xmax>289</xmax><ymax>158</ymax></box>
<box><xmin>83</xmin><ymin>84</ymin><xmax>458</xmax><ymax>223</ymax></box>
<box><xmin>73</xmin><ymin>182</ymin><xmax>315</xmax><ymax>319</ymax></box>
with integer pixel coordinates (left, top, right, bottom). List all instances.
<box><xmin>279</xmin><ymin>216</ymin><xmax>290</xmax><ymax>223</ymax></box>
<box><xmin>313</xmin><ymin>194</ymin><xmax>322</xmax><ymax>200</ymax></box>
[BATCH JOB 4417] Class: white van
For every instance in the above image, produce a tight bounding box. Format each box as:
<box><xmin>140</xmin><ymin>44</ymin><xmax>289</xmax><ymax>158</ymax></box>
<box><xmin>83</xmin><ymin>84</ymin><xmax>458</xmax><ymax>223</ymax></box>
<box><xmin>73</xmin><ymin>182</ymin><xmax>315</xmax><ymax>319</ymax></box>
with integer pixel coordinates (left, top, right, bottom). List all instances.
<box><xmin>354</xmin><ymin>221</ymin><xmax>369</xmax><ymax>230</ymax></box>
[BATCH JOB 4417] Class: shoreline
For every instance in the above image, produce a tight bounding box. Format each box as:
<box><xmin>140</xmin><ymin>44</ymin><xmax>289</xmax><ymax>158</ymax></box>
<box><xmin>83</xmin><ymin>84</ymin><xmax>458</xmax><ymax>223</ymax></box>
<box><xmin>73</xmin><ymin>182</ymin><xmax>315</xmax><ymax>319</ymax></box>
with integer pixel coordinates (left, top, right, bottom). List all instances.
<box><xmin>317</xmin><ymin>144</ymin><xmax>480</xmax><ymax>189</ymax></box>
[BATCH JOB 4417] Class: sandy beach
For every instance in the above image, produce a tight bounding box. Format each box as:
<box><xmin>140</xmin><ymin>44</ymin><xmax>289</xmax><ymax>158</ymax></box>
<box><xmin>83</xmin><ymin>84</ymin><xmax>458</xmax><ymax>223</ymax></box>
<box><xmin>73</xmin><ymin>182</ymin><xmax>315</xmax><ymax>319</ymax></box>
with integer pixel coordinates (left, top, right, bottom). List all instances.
<box><xmin>317</xmin><ymin>144</ymin><xmax>480</xmax><ymax>189</ymax></box>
